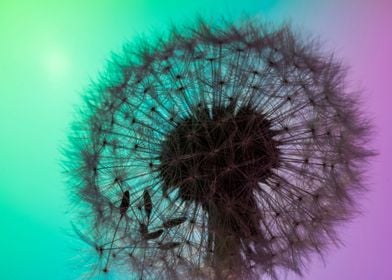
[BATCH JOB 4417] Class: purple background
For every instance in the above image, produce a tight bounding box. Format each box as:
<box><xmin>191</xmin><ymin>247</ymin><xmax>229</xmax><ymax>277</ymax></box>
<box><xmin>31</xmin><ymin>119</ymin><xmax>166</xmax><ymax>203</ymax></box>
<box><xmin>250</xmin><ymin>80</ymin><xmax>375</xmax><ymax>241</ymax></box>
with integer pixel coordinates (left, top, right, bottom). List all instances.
<box><xmin>284</xmin><ymin>1</ymin><xmax>392</xmax><ymax>279</ymax></box>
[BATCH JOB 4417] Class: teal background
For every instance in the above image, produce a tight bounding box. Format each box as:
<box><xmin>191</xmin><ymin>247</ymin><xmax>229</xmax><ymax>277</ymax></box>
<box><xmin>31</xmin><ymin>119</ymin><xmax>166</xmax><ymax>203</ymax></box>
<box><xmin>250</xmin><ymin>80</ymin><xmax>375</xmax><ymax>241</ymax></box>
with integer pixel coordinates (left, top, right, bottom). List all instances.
<box><xmin>1</xmin><ymin>1</ymin><xmax>391</xmax><ymax>279</ymax></box>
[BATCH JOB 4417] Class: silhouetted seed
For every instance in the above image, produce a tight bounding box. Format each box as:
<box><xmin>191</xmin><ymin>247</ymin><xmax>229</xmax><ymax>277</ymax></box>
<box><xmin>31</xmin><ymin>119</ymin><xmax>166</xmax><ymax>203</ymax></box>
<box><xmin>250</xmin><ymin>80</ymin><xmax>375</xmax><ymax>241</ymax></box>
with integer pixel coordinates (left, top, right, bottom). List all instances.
<box><xmin>162</xmin><ymin>217</ymin><xmax>187</xmax><ymax>229</ymax></box>
<box><xmin>144</xmin><ymin>229</ymin><xmax>164</xmax><ymax>240</ymax></box>
<box><xmin>103</xmin><ymin>191</ymin><xmax>130</xmax><ymax>271</ymax></box>
<box><xmin>119</xmin><ymin>190</ymin><xmax>130</xmax><ymax>216</ymax></box>
<box><xmin>143</xmin><ymin>190</ymin><xmax>152</xmax><ymax>220</ymax></box>
<box><xmin>139</xmin><ymin>223</ymin><xmax>148</xmax><ymax>236</ymax></box>
<box><xmin>158</xmin><ymin>242</ymin><xmax>181</xmax><ymax>250</ymax></box>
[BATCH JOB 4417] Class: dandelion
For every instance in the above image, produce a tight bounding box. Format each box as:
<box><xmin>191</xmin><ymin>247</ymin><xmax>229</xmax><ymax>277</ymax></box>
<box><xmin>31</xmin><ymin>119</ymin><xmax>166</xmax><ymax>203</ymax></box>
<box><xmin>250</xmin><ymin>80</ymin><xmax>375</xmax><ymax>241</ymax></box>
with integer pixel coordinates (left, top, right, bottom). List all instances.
<box><xmin>65</xmin><ymin>18</ymin><xmax>374</xmax><ymax>279</ymax></box>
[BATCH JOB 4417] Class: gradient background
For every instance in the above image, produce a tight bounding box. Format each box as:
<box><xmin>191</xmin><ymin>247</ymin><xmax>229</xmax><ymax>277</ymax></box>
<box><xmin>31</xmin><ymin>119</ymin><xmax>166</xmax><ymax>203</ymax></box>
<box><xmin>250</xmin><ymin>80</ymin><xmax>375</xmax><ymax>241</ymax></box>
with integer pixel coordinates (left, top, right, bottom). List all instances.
<box><xmin>0</xmin><ymin>0</ymin><xmax>391</xmax><ymax>279</ymax></box>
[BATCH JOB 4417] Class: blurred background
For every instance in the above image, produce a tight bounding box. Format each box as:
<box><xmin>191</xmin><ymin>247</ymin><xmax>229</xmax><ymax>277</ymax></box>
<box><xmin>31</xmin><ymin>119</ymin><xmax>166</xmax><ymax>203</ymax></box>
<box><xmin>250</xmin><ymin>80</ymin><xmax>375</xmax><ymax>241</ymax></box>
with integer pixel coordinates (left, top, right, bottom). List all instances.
<box><xmin>0</xmin><ymin>0</ymin><xmax>391</xmax><ymax>279</ymax></box>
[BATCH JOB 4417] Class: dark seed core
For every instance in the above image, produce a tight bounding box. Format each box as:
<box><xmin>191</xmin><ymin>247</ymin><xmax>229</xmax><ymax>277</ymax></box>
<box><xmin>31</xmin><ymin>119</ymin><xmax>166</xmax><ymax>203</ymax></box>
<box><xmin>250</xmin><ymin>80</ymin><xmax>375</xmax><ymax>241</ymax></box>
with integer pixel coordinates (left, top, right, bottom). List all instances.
<box><xmin>159</xmin><ymin>104</ymin><xmax>280</xmax><ymax>211</ymax></box>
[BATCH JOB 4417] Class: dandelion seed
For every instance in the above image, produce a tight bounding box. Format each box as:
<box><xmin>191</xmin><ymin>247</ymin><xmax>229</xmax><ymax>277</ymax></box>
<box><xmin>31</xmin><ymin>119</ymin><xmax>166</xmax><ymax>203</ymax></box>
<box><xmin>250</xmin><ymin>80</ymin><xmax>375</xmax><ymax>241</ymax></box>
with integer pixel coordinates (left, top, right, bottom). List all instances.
<box><xmin>103</xmin><ymin>190</ymin><xmax>130</xmax><ymax>272</ymax></box>
<box><xmin>158</xmin><ymin>242</ymin><xmax>182</xmax><ymax>250</ymax></box>
<box><xmin>65</xmin><ymin>18</ymin><xmax>375</xmax><ymax>279</ymax></box>
<box><xmin>119</xmin><ymin>190</ymin><xmax>130</xmax><ymax>216</ymax></box>
<box><xmin>162</xmin><ymin>216</ymin><xmax>188</xmax><ymax>229</ymax></box>
<box><xmin>144</xmin><ymin>229</ymin><xmax>164</xmax><ymax>240</ymax></box>
<box><xmin>143</xmin><ymin>189</ymin><xmax>152</xmax><ymax>221</ymax></box>
<box><xmin>139</xmin><ymin>223</ymin><xmax>148</xmax><ymax>236</ymax></box>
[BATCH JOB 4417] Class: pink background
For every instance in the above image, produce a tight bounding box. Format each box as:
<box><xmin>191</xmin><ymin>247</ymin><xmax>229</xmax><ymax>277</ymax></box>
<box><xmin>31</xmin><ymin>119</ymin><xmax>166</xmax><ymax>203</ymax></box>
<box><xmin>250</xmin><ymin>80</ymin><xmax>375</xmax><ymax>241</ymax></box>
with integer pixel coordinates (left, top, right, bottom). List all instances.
<box><xmin>283</xmin><ymin>1</ymin><xmax>392</xmax><ymax>279</ymax></box>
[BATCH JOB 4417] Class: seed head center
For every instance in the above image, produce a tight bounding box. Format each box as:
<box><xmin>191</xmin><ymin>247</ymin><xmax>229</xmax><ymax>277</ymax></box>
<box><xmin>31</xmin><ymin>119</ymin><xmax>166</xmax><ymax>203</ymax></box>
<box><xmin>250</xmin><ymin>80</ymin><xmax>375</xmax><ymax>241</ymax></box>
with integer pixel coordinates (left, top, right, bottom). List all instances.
<box><xmin>159</xmin><ymin>105</ymin><xmax>280</xmax><ymax>206</ymax></box>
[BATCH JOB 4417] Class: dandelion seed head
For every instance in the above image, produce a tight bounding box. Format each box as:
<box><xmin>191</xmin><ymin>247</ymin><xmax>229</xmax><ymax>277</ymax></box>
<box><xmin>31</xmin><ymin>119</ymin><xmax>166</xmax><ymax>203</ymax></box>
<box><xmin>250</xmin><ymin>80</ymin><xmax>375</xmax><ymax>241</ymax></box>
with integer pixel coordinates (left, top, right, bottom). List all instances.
<box><xmin>65</xmin><ymin>18</ymin><xmax>374</xmax><ymax>280</ymax></box>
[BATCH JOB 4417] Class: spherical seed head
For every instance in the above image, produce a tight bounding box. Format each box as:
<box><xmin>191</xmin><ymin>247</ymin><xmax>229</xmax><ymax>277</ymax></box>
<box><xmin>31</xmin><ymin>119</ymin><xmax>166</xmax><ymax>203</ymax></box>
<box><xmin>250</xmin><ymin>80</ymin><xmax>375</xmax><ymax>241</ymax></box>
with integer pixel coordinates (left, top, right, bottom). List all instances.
<box><xmin>65</xmin><ymin>18</ymin><xmax>374</xmax><ymax>280</ymax></box>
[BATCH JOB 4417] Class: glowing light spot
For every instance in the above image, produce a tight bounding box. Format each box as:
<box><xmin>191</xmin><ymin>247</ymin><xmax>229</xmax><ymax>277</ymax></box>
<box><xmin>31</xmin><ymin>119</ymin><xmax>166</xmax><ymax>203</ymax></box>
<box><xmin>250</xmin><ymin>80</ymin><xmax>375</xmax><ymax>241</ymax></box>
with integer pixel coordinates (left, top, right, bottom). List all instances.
<box><xmin>44</xmin><ymin>49</ymin><xmax>70</xmax><ymax>79</ymax></box>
